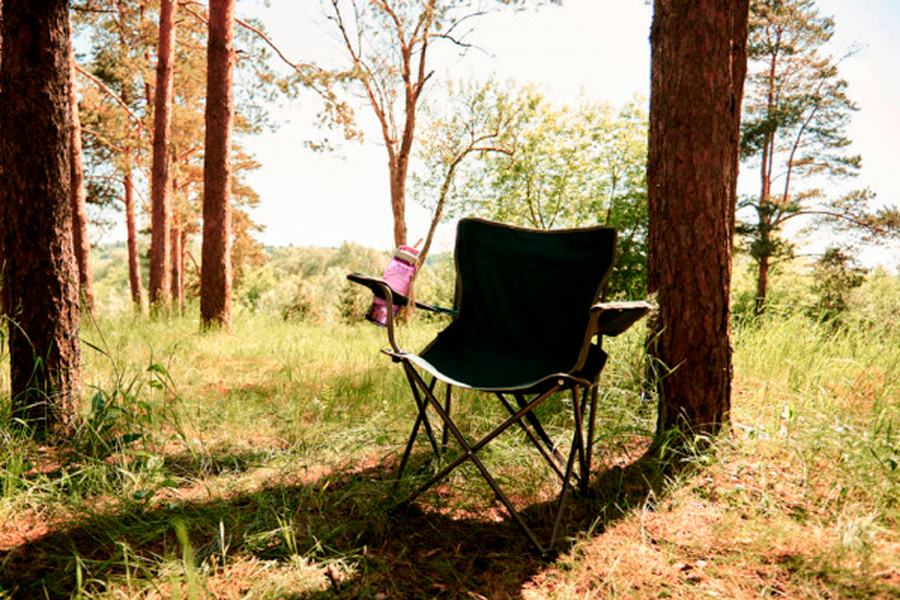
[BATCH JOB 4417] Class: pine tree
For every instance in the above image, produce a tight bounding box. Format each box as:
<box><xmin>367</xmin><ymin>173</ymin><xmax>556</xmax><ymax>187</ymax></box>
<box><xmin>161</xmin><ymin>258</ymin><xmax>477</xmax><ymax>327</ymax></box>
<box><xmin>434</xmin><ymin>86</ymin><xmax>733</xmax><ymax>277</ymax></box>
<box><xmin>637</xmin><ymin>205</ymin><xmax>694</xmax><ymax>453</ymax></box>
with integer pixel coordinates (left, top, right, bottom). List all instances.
<box><xmin>0</xmin><ymin>0</ymin><xmax>83</xmax><ymax>437</ymax></box>
<box><xmin>647</xmin><ymin>0</ymin><xmax>750</xmax><ymax>437</ymax></box>
<box><xmin>200</xmin><ymin>0</ymin><xmax>236</xmax><ymax>329</ymax></box>
<box><xmin>148</xmin><ymin>0</ymin><xmax>178</xmax><ymax>314</ymax></box>
<box><xmin>739</xmin><ymin>0</ymin><xmax>885</xmax><ymax>314</ymax></box>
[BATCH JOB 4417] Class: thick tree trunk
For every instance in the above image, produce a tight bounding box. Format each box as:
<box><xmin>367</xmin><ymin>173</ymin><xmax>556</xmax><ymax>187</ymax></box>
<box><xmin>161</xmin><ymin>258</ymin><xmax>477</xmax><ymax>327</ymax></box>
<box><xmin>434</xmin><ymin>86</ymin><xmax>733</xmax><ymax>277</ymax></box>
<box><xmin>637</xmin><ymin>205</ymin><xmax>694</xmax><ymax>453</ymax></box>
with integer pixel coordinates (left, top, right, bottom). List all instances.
<box><xmin>148</xmin><ymin>0</ymin><xmax>177</xmax><ymax>314</ymax></box>
<box><xmin>0</xmin><ymin>0</ymin><xmax>82</xmax><ymax>437</ymax></box>
<box><xmin>200</xmin><ymin>0</ymin><xmax>235</xmax><ymax>329</ymax></box>
<box><xmin>68</xmin><ymin>42</ymin><xmax>95</xmax><ymax>315</ymax></box>
<box><xmin>647</xmin><ymin>0</ymin><xmax>750</xmax><ymax>439</ymax></box>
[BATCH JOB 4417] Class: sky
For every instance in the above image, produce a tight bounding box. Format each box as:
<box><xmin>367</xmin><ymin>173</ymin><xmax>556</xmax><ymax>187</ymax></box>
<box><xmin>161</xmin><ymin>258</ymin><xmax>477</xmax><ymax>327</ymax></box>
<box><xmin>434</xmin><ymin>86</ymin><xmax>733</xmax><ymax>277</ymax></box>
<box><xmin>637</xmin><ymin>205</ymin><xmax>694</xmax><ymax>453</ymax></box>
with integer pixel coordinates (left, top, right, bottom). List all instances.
<box><xmin>214</xmin><ymin>1</ymin><xmax>899</xmax><ymax>266</ymax></box>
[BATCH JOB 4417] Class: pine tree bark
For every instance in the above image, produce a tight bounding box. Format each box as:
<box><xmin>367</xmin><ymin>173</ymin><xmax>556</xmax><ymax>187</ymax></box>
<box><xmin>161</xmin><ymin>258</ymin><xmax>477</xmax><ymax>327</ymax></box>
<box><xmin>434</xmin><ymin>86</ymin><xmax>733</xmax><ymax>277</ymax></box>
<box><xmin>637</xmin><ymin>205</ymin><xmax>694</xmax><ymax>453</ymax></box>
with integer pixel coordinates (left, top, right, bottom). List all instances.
<box><xmin>68</xmin><ymin>41</ymin><xmax>95</xmax><ymax>316</ymax></box>
<box><xmin>200</xmin><ymin>0</ymin><xmax>235</xmax><ymax>329</ymax></box>
<box><xmin>148</xmin><ymin>0</ymin><xmax>177</xmax><ymax>314</ymax></box>
<box><xmin>647</xmin><ymin>0</ymin><xmax>750</xmax><ymax>438</ymax></box>
<box><xmin>124</xmin><ymin>167</ymin><xmax>144</xmax><ymax>312</ymax></box>
<box><xmin>0</xmin><ymin>0</ymin><xmax>82</xmax><ymax>437</ymax></box>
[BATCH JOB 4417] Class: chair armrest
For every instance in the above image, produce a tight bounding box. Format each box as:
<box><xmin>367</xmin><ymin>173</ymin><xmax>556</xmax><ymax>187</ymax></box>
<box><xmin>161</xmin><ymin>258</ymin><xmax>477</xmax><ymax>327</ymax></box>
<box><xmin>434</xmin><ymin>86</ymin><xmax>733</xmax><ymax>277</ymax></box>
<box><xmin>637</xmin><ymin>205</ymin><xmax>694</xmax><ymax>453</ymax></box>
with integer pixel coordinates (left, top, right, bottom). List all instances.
<box><xmin>347</xmin><ymin>272</ymin><xmax>407</xmax><ymax>304</ymax></box>
<box><xmin>590</xmin><ymin>300</ymin><xmax>654</xmax><ymax>337</ymax></box>
<box><xmin>347</xmin><ymin>273</ymin><xmax>457</xmax><ymax>316</ymax></box>
<box><xmin>346</xmin><ymin>273</ymin><xmax>457</xmax><ymax>354</ymax></box>
<box><xmin>346</xmin><ymin>273</ymin><xmax>403</xmax><ymax>352</ymax></box>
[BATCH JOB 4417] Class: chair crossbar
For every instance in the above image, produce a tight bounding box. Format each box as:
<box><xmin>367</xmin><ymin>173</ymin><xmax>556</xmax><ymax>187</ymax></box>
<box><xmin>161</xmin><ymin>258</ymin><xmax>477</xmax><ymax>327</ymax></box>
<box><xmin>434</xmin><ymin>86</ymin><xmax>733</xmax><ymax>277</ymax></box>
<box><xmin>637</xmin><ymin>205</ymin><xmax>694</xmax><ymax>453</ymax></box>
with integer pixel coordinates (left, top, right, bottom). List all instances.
<box><xmin>513</xmin><ymin>392</ymin><xmax>565</xmax><ymax>464</ymax></box>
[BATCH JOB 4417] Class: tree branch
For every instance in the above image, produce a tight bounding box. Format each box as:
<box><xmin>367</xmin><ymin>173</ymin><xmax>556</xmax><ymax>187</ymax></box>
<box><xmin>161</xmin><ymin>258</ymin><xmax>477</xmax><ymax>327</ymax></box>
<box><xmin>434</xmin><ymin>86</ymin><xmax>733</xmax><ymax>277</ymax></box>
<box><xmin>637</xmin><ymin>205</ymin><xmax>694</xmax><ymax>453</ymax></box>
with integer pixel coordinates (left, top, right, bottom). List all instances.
<box><xmin>75</xmin><ymin>64</ymin><xmax>144</xmax><ymax>129</ymax></box>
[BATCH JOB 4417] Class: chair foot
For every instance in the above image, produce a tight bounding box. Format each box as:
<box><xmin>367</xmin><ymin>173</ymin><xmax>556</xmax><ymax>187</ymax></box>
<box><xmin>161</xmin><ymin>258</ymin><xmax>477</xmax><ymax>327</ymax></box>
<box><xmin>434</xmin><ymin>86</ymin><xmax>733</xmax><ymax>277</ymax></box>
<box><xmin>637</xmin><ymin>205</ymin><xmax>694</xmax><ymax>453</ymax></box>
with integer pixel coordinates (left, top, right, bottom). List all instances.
<box><xmin>539</xmin><ymin>546</ymin><xmax>560</xmax><ymax>561</ymax></box>
<box><xmin>386</xmin><ymin>497</ymin><xmax>424</xmax><ymax>518</ymax></box>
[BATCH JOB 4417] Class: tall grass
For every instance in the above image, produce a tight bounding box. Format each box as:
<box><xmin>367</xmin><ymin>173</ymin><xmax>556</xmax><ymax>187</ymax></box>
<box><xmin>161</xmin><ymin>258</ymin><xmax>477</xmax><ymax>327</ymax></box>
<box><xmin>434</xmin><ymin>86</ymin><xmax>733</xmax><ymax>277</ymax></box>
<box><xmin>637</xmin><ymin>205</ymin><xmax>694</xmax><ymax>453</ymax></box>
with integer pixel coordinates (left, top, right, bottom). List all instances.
<box><xmin>734</xmin><ymin>315</ymin><xmax>900</xmax><ymax>520</ymax></box>
<box><xmin>1</xmin><ymin>309</ymin><xmax>899</xmax><ymax>598</ymax></box>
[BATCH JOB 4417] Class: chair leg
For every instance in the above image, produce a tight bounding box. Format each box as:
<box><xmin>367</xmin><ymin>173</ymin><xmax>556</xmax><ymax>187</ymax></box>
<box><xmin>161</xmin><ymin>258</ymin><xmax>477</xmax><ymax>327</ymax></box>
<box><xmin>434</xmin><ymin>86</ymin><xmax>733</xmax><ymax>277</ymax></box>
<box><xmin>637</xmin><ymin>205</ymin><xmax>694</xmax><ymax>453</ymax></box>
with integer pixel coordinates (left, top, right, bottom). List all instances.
<box><xmin>514</xmin><ymin>393</ymin><xmax>564</xmax><ymax>465</ymax></box>
<box><xmin>441</xmin><ymin>383</ymin><xmax>452</xmax><ymax>452</ymax></box>
<box><xmin>584</xmin><ymin>385</ymin><xmax>599</xmax><ymax>494</ymax></box>
<box><xmin>571</xmin><ymin>386</ymin><xmax>589</xmax><ymax>491</ymax></box>
<box><xmin>394</xmin><ymin>368</ymin><xmax>441</xmax><ymax>485</ymax></box>
<box><xmin>403</xmin><ymin>366</ymin><xmax>441</xmax><ymax>455</ymax></box>
<box><xmin>400</xmin><ymin>364</ymin><xmax>568</xmax><ymax>554</ymax></box>
<box><xmin>396</xmin><ymin>363</ymin><xmax>599</xmax><ymax>555</ymax></box>
<box><xmin>551</xmin><ymin>410</ymin><xmax>582</xmax><ymax>548</ymax></box>
<box><xmin>394</xmin><ymin>413</ymin><xmax>421</xmax><ymax>487</ymax></box>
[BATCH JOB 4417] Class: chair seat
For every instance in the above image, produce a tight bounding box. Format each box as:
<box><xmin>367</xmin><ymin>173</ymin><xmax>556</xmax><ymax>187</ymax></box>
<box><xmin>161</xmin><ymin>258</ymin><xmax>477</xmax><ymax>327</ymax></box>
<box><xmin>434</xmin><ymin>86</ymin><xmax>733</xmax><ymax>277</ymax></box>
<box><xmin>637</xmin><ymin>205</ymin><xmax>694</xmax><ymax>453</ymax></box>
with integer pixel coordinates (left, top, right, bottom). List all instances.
<box><xmin>389</xmin><ymin>335</ymin><xmax>607</xmax><ymax>392</ymax></box>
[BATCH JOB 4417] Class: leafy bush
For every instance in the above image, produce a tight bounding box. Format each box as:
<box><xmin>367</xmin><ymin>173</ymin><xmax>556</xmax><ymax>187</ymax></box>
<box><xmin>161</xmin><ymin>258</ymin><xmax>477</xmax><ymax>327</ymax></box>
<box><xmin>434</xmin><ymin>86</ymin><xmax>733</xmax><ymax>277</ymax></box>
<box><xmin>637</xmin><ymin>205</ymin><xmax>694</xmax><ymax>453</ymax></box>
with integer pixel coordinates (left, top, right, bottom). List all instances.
<box><xmin>234</xmin><ymin>243</ymin><xmax>458</xmax><ymax>325</ymax></box>
<box><xmin>731</xmin><ymin>253</ymin><xmax>817</xmax><ymax>321</ymax></box>
<box><xmin>845</xmin><ymin>267</ymin><xmax>900</xmax><ymax>332</ymax></box>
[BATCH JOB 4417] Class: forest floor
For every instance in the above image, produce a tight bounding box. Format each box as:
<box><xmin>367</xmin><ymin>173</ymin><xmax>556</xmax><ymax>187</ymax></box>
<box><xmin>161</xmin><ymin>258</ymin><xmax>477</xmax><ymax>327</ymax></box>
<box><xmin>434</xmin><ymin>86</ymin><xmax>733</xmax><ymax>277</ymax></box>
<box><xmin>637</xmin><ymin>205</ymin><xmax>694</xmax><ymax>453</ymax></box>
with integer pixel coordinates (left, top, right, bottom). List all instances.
<box><xmin>1</xmin><ymin>314</ymin><xmax>899</xmax><ymax>599</ymax></box>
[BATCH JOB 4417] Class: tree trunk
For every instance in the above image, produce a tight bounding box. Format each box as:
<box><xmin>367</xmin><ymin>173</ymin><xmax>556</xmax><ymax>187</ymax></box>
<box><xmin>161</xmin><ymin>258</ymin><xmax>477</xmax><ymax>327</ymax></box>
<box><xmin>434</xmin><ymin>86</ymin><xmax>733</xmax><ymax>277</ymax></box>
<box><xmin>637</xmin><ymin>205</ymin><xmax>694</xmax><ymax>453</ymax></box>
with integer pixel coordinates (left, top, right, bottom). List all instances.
<box><xmin>647</xmin><ymin>0</ymin><xmax>750</xmax><ymax>439</ymax></box>
<box><xmin>148</xmin><ymin>0</ymin><xmax>177</xmax><ymax>315</ymax></box>
<box><xmin>389</xmin><ymin>158</ymin><xmax>408</xmax><ymax>248</ymax></box>
<box><xmin>0</xmin><ymin>0</ymin><xmax>82</xmax><ymax>438</ymax></box>
<box><xmin>68</xmin><ymin>41</ymin><xmax>95</xmax><ymax>316</ymax></box>
<box><xmin>170</xmin><ymin>207</ymin><xmax>183</xmax><ymax>316</ymax></box>
<box><xmin>124</xmin><ymin>168</ymin><xmax>144</xmax><ymax>312</ymax></box>
<box><xmin>755</xmin><ymin>253</ymin><xmax>769</xmax><ymax>316</ymax></box>
<box><xmin>200</xmin><ymin>0</ymin><xmax>235</xmax><ymax>329</ymax></box>
<box><xmin>179</xmin><ymin>226</ymin><xmax>188</xmax><ymax>311</ymax></box>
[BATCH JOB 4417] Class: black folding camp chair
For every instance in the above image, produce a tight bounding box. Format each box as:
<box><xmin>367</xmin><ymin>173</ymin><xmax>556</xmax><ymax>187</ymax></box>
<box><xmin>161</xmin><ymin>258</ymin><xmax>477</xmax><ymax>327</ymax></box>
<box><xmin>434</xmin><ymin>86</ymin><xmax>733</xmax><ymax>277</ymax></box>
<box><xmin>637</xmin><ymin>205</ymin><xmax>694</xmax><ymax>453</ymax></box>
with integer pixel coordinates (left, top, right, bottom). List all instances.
<box><xmin>348</xmin><ymin>218</ymin><xmax>651</xmax><ymax>554</ymax></box>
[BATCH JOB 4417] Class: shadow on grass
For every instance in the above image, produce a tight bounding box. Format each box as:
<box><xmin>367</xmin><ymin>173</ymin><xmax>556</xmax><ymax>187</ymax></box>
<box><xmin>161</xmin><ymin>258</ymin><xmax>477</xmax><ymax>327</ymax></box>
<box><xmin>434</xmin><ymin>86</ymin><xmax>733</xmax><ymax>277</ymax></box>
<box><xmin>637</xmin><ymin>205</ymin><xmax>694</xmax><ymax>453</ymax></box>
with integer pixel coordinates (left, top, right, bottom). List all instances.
<box><xmin>0</xmin><ymin>448</ymin><xmax>678</xmax><ymax>599</ymax></box>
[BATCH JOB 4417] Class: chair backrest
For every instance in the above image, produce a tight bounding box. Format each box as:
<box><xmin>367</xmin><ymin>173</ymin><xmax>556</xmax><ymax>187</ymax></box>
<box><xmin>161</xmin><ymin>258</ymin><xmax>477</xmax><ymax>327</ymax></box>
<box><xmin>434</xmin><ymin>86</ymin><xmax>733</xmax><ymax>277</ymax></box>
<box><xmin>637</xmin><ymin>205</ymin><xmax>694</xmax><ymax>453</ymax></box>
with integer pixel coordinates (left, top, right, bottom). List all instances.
<box><xmin>451</xmin><ymin>218</ymin><xmax>617</xmax><ymax>363</ymax></box>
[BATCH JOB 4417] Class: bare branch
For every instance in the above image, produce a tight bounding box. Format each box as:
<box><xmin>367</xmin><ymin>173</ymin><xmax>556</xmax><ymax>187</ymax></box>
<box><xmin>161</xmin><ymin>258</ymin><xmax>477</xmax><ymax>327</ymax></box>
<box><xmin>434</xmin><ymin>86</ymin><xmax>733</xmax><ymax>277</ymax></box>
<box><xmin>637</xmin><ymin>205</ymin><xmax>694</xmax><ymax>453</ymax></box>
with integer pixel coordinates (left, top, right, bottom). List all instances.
<box><xmin>81</xmin><ymin>126</ymin><xmax>121</xmax><ymax>151</ymax></box>
<box><xmin>75</xmin><ymin>63</ymin><xmax>144</xmax><ymax>129</ymax></box>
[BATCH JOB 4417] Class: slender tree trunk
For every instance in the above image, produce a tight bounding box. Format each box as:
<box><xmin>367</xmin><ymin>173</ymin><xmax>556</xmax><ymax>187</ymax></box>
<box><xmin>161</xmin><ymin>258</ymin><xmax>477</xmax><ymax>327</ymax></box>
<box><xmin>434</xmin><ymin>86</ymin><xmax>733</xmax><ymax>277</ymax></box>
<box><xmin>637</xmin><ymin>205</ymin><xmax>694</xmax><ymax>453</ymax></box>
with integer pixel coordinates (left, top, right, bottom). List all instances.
<box><xmin>754</xmin><ymin>130</ymin><xmax>774</xmax><ymax>316</ymax></box>
<box><xmin>389</xmin><ymin>158</ymin><xmax>408</xmax><ymax>248</ymax></box>
<box><xmin>755</xmin><ymin>253</ymin><xmax>770</xmax><ymax>315</ymax></box>
<box><xmin>68</xmin><ymin>41</ymin><xmax>95</xmax><ymax>315</ymax></box>
<box><xmin>647</xmin><ymin>0</ymin><xmax>750</xmax><ymax>439</ymax></box>
<box><xmin>179</xmin><ymin>226</ymin><xmax>188</xmax><ymax>312</ymax></box>
<box><xmin>0</xmin><ymin>0</ymin><xmax>82</xmax><ymax>438</ymax></box>
<box><xmin>200</xmin><ymin>0</ymin><xmax>235</xmax><ymax>329</ymax></box>
<box><xmin>170</xmin><ymin>207</ymin><xmax>182</xmax><ymax>316</ymax></box>
<box><xmin>123</xmin><ymin>168</ymin><xmax>144</xmax><ymax>312</ymax></box>
<box><xmin>148</xmin><ymin>0</ymin><xmax>177</xmax><ymax>314</ymax></box>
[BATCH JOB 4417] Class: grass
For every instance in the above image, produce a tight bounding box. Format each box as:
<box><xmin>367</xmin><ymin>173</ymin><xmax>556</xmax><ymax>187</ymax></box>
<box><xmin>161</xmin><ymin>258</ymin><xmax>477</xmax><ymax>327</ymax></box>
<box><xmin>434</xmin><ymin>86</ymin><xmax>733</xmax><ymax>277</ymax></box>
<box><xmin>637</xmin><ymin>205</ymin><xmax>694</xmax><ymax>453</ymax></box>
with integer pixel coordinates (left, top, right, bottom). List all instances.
<box><xmin>0</xmin><ymin>310</ymin><xmax>899</xmax><ymax>598</ymax></box>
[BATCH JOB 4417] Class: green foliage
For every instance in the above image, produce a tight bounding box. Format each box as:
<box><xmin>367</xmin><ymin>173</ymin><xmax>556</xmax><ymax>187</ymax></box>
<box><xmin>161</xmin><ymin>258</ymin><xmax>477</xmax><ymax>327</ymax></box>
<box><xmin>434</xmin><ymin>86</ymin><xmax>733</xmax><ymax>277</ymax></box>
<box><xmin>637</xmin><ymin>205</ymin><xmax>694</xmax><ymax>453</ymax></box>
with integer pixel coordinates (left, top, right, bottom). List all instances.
<box><xmin>415</xmin><ymin>83</ymin><xmax>649</xmax><ymax>299</ymax></box>
<box><xmin>217</xmin><ymin>242</ymin><xmax>458</xmax><ymax>325</ymax></box>
<box><xmin>730</xmin><ymin>246</ymin><xmax>900</xmax><ymax>336</ymax></box>
<box><xmin>742</xmin><ymin>0</ymin><xmax>858</xmax><ymax>176</ymax></box>
<box><xmin>845</xmin><ymin>267</ymin><xmax>900</xmax><ymax>332</ymax></box>
<box><xmin>411</xmin><ymin>78</ymin><xmax>521</xmax><ymax>260</ymax></box>
<box><xmin>731</xmin><ymin>253</ymin><xmax>818</xmax><ymax>321</ymax></box>
<box><xmin>806</xmin><ymin>246</ymin><xmax>866</xmax><ymax>323</ymax></box>
<box><xmin>457</xmin><ymin>92</ymin><xmax>647</xmax><ymax>232</ymax></box>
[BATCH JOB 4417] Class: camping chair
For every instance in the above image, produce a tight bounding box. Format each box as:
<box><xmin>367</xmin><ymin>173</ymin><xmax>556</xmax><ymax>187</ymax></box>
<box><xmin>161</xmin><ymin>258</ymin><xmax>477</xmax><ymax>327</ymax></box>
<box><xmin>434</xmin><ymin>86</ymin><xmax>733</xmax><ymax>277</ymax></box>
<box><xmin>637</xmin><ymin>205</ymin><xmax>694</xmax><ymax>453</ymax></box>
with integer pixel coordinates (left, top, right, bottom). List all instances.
<box><xmin>348</xmin><ymin>218</ymin><xmax>651</xmax><ymax>554</ymax></box>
